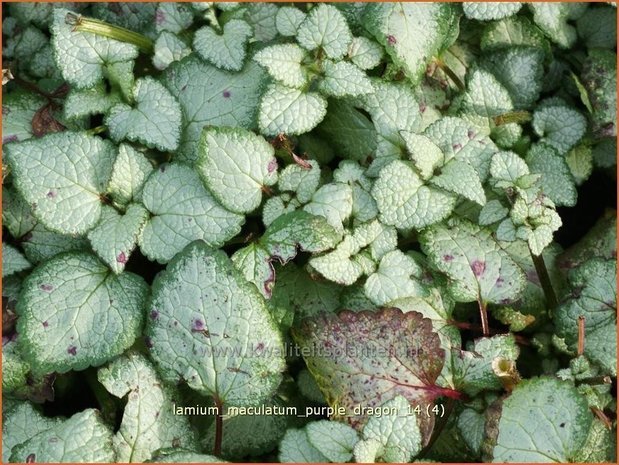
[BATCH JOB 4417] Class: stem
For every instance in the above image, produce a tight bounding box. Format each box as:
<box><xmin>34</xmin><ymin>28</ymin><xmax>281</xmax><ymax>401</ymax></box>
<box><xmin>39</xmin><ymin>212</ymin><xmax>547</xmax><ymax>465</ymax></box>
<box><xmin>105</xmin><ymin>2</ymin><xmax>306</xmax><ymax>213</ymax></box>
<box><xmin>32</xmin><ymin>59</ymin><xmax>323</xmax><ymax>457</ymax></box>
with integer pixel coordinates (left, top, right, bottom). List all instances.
<box><xmin>213</xmin><ymin>398</ymin><xmax>223</xmax><ymax>457</ymax></box>
<box><xmin>576</xmin><ymin>375</ymin><xmax>612</xmax><ymax>386</ymax></box>
<box><xmin>478</xmin><ymin>299</ymin><xmax>490</xmax><ymax>336</ymax></box>
<box><xmin>494</xmin><ymin>110</ymin><xmax>532</xmax><ymax>126</ymax></box>
<box><xmin>577</xmin><ymin>316</ymin><xmax>586</xmax><ymax>356</ymax></box>
<box><xmin>433</xmin><ymin>57</ymin><xmax>465</xmax><ymax>91</ymax></box>
<box><xmin>86</xmin><ymin>125</ymin><xmax>107</xmax><ymax>136</ymax></box>
<box><xmin>591</xmin><ymin>407</ymin><xmax>613</xmax><ymax>429</ymax></box>
<box><xmin>67</xmin><ymin>13</ymin><xmax>153</xmax><ymax>53</ymax></box>
<box><xmin>530</xmin><ymin>249</ymin><xmax>558</xmax><ymax>313</ymax></box>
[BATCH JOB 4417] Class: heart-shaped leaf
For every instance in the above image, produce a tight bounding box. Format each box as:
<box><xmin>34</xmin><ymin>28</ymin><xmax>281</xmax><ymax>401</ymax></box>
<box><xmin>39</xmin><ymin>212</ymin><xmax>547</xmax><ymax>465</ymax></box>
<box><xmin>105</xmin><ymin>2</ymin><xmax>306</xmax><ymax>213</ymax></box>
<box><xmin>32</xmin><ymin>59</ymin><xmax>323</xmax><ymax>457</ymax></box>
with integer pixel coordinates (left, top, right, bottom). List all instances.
<box><xmin>194</xmin><ymin>19</ymin><xmax>253</xmax><ymax>72</ymax></box>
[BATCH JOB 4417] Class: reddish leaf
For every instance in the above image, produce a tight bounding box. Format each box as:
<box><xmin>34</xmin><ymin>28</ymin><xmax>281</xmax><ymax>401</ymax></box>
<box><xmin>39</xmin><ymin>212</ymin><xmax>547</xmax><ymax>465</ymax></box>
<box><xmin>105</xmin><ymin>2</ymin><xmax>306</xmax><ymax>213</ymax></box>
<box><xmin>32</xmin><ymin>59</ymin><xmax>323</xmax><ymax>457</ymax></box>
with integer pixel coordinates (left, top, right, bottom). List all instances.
<box><xmin>32</xmin><ymin>104</ymin><xmax>65</xmax><ymax>138</ymax></box>
<box><xmin>292</xmin><ymin>307</ymin><xmax>461</xmax><ymax>444</ymax></box>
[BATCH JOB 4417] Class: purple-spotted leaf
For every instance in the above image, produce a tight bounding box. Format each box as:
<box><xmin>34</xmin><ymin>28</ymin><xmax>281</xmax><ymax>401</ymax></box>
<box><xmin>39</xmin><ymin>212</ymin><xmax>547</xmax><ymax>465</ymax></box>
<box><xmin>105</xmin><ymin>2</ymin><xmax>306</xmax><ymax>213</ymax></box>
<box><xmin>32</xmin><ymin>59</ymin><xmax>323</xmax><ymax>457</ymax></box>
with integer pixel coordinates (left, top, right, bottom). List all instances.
<box><xmin>292</xmin><ymin>308</ymin><xmax>461</xmax><ymax>443</ymax></box>
<box><xmin>420</xmin><ymin>217</ymin><xmax>526</xmax><ymax>304</ymax></box>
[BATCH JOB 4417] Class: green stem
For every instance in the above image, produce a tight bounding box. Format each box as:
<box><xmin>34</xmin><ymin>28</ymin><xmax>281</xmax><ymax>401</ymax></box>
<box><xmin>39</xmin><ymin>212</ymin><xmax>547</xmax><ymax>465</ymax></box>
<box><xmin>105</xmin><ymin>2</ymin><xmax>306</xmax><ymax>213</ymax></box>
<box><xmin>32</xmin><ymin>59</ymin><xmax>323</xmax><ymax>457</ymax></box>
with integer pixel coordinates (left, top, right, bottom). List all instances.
<box><xmin>433</xmin><ymin>57</ymin><xmax>464</xmax><ymax>91</ymax></box>
<box><xmin>86</xmin><ymin>125</ymin><xmax>107</xmax><ymax>136</ymax></box>
<box><xmin>66</xmin><ymin>13</ymin><xmax>153</xmax><ymax>53</ymax></box>
<box><xmin>478</xmin><ymin>299</ymin><xmax>490</xmax><ymax>336</ymax></box>
<box><xmin>213</xmin><ymin>397</ymin><xmax>224</xmax><ymax>457</ymax></box>
<box><xmin>494</xmin><ymin>110</ymin><xmax>532</xmax><ymax>126</ymax></box>
<box><xmin>529</xmin><ymin>248</ymin><xmax>558</xmax><ymax>313</ymax></box>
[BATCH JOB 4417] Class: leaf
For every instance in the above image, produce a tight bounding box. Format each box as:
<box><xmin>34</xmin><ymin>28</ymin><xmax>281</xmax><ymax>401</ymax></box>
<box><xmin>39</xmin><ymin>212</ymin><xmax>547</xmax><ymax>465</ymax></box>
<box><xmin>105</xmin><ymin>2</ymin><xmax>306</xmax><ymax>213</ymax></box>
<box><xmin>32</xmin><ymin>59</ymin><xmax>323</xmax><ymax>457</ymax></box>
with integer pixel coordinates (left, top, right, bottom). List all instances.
<box><xmin>2</xmin><ymin>243</ymin><xmax>31</xmax><ymax>278</ymax></box>
<box><xmin>275</xmin><ymin>6</ymin><xmax>306</xmax><ymax>37</ymax></box>
<box><xmin>163</xmin><ymin>57</ymin><xmax>267</xmax><ymax>162</ymax></box>
<box><xmin>401</xmin><ymin>132</ymin><xmax>444</xmax><ymax>180</ymax></box>
<box><xmin>582</xmin><ymin>49</ymin><xmax>617</xmax><ymax>137</ymax></box>
<box><xmin>360</xmin><ymin>395</ymin><xmax>423</xmax><ymax>463</ymax></box>
<box><xmin>372</xmin><ymin>160</ymin><xmax>456</xmax><ymax>230</ymax></box>
<box><xmin>279</xmin><ymin>429</ymin><xmax>328</xmax><ymax>463</ymax></box>
<box><xmin>533</xmin><ymin>104</ymin><xmax>587</xmax><ymax>155</ymax></box>
<box><xmin>555</xmin><ymin>258</ymin><xmax>617</xmax><ymax>375</ymax></box>
<box><xmin>489</xmin><ymin>150</ymin><xmax>531</xmax><ymax>186</ymax></box>
<box><xmin>21</xmin><ymin>224</ymin><xmax>90</xmax><ymax>264</ymax></box>
<box><xmin>348</xmin><ymin>36</ymin><xmax>384</xmax><ymax>70</ymax></box>
<box><xmin>97</xmin><ymin>352</ymin><xmax>198</xmax><ymax>462</ymax></box>
<box><xmin>259</xmin><ymin>84</ymin><xmax>327</xmax><ymax>137</ymax></box>
<box><xmin>106</xmin><ymin>77</ymin><xmax>182</xmax><ymax>152</ymax></box>
<box><xmin>107</xmin><ymin>143</ymin><xmax>154</xmax><ymax>206</ymax></box>
<box><xmin>320</xmin><ymin>61</ymin><xmax>373</xmax><ymax>97</ymax></box>
<box><xmin>293</xmin><ymin>308</ymin><xmax>452</xmax><ymax>443</ymax></box>
<box><xmin>148</xmin><ymin>449</ymin><xmax>226</xmax><ymax>463</ymax></box>
<box><xmin>364</xmin><ymin>250</ymin><xmax>426</xmax><ymax>306</ymax></box>
<box><xmin>9</xmin><ymin>409</ymin><xmax>115</xmax><ymax>463</ymax></box>
<box><xmin>277</xmin><ymin>159</ymin><xmax>320</xmax><ymax>204</ymax></box>
<box><xmin>153</xmin><ymin>31</ymin><xmax>192</xmax><ymax>71</ymax></box>
<box><xmin>194</xmin><ymin>19</ymin><xmax>253</xmax><ymax>72</ymax></box>
<box><xmin>254</xmin><ymin>44</ymin><xmax>308</xmax><ymax>89</ymax></box>
<box><xmin>146</xmin><ymin>242</ymin><xmax>285</xmax><ymax>405</ymax></box>
<box><xmin>576</xmin><ymin>6</ymin><xmax>617</xmax><ymax>49</ymax></box>
<box><xmin>303</xmin><ymin>182</ymin><xmax>353</xmax><ymax>233</ymax></box>
<box><xmin>140</xmin><ymin>163</ymin><xmax>243</xmax><ymax>263</ymax></box>
<box><xmin>2</xmin><ymin>340</ymin><xmax>30</xmax><ymax>394</ymax></box>
<box><xmin>155</xmin><ymin>2</ymin><xmax>193</xmax><ymax>34</ymax></box>
<box><xmin>452</xmin><ymin>334</ymin><xmax>519</xmax><ymax>396</ymax></box>
<box><xmin>463</xmin><ymin>2</ymin><xmax>522</xmax><ymax>21</ymax></box>
<box><xmin>2</xmin><ymin>402</ymin><xmax>63</xmax><ymax>463</ymax></box>
<box><xmin>1</xmin><ymin>92</ymin><xmax>46</xmax><ymax>145</ymax></box>
<box><xmin>63</xmin><ymin>83</ymin><xmax>122</xmax><ymax>121</ymax></box>
<box><xmin>485</xmin><ymin>377</ymin><xmax>593</xmax><ymax>462</ymax></box>
<box><xmin>529</xmin><ymin>3</ymin><xmax>578</xmax><ymax>48</ymax></box>
<box><xmin>50</xmin><ymin>9</ymin><xmax>138</xmax><ymax>88</ymax></box>
<box><xmin>233</xmin><ymin>211</ymin><xmax>341</xmax><ymax>298</ymax></box>
<box><xmin>245</xmin><ymin>3</ymin><xmax>279</xmax><ymax>42</ymax></box>
<box><xmin>480</xmin><ymin>16</ymin><xmax>550</xmax><ymax>53</ymax></box>
<box><xmin>5</xmin><ymin>132</ymin><xmax>116</xmax><ymax>235</ymax></box>
<box><xmin>364</xmin><ymin>3</ymin><xmax>457</xmax><ymax>84</ymax></box>
<box><xmin>197</xmin><ymin>127</ymin><xmax>278</xmax><ymax>214</ymax></box>
<box><xmin>296</xmin><ymin>4</ymin><xmax>352</xmax><ymax>60</ymax></box>
<box><xmin>526</xmin><ymin>143</ymin><xmax>577</xmax><ymax>207</ymax></box>
<box><xmin>461</xmin><ymin>68</ymin><xmax>513</xmax><ymax>123</ymax></box>
<box><xmin>16</xmin><ymin>252</ymin><xmax>148</xmax><ymax>375</ymax></box>
<box><xmin>87</xmin><ymin>204</ymin><xmax>148</xmax><ymax>274</ymax></box>
<box><xmin>430</xmin><ymin>159</ymin><xmax>486</xmax><ymax>206</ymax></box>
<box><xmin>306</xmin><ymin>421</ymin><xmax>359</xmax><ymax>462</ymax></box>
<box><xmin>420</xmin><ymin>217</ymin><xmax>526</xmax><ymax>304</ymax></box>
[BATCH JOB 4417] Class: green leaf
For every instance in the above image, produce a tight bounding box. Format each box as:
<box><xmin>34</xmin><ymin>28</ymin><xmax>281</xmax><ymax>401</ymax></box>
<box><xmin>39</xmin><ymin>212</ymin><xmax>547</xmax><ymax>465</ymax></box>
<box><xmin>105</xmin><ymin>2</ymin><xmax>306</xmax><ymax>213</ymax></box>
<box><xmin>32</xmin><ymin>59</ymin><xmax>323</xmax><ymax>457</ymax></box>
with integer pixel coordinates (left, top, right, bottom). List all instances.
<box><xmin>87</xmin><ymin>204</ymin><xmax>148</xmax><ymax>274</ymax></box>
<box><xmin>63</xmin><ymin>83</ymin><xmax>122</xmax><ymax>121</ymax></box>
<box><xmin>106</xmin><ymin>77</ymin><xmax>182</xmax><ymax>152</ymax></box>
<box><xmin>364</xmin><ymin>3</ymin><xmax>457</xmax><ymax>84</ymax></box>
<box><xmin>533</xmin><ymin>104</ymin><xmax>587</xmax><ymax>155</ymax></box>
<box><xmin>306</xmin><ymin>421</ymin><xmax>359</xmax><ymax>462</ymax></box>
<box><xmin>254</xmin><ymin>44</ymin><xmax>308</xmax><ymax>89</ymax></box>
<box><xmin>98</xmin><ymin>352</ymin><xmax>198</xmax><ymax>462</ymax></box>
<box><xmin>259</xmin><ymin>84</ymin><xmax>328</xmax><ymax>137</ymax></box>
<box><xmin>2</xmin><ymin>402</ymin><xmax>63</xmax><ymax>463</ymax></box>
<box><xmin>303</xmin><ymin>182</ymin><xmax>353</xmax><ymax>232</ymax></box>
<box><xmin>17</xmin><ymin>252</ymin><xmax>148</xmax><ymax>375</ymax></box>
<box><xmin>360</xmin><ymin>395</ymin><xmax>423</xmax><ymax>463</ymax></box>
<box><xmin>140</xmin><ymin>163</ymin><xmax>243</xmax><ymax>263</ymax></box>
<box><xmin>275</xmin><ymin>6</ymin><xmax>306</xmax><ymax>37</ymax></box>
<box><xmin>576</xmin><ymin>6</ymin><xmax>617</xmax><ymax>49</ymax></box>
<box><xmin>2</xmin><ymin>243</ymin><xmax>31</xmax><ymax>278</ymax></box>
<box><xmin>197</xmin><ymin>127</ymin><xmax>278</xmax><ymax>214</ymax></box>
<box><xmin>364</xmin><ymin>250</ymin><xmax>425</xmax><ymax>306</ymax></box>
<box><xmin>479</xmin><ymin>199</ymin><xmax>508</xmax><ymax>226</ymax></box>
<box><xmin>582</xmin><ymin>49</ymin><xmax>617</xmax><ymax>137</ymax></box>
<box><xmin>555</xmin><ymin>258</ymin><xmax>617</xmax><ymax>375</ymax></box>
<box><xmin>293</xmin><ymin>308</ymin><xmax>451</xmax><ymax>442</ymax></box>
<box><xmin>1</xmin><ymin>92</ymin><xmax>46</xmax><ymax>145</ymax></box>
<box><xmin>106</xmin><ymin>143</ymin><xmax>153</xmax><ymax>206</ymax></box>
<box><xmin>420</xmin><ymin>217</ymin><xmax>526</xmax><ymax>304</ymax></box>
<box><xmin>155</xmin><ymin>2</ymin><xmax>193</xmax><ymax>34</ymax></box>
<box><xmin>153</xmin><ymin>31</ymin><xmax>192</xmax><ymax>71</ymax></box>
<box><xmin>453</xmin><ymin>334</ymin><xmax>519</xmax><ymax>396</ymax></box>
<box><xmin>50</xmin><ymin>9</ymin><xmax>138</xmax><ymax>88</ymax></box>
<box><xmin>233</xmin><ymin>211</ymin><xmax>341</xmax><ymax>297</ymax></box>
<box><xmin>320</xmin><ymin>61</ymin><xmax>373</xmax><ymax>97</ymax></box>
<box><xmin>348</xmin><ymin>36</ymin><xmax>384</xmax><ymax>70</ymax></box>
<box><xmin>245</xmin><ymin>3</ymin><xmax>279</xmax><ymax>42</ymax></box>
<box><xmin>526</xmin><ymin>143</ymin><xmax>577</xmax><ymax>207</ymax></box>
<box><xmin>529</xmin><ymin>3</ymin><xmax>578</xmax><ymax>48</ymax></box>
<box><xmin>2</xmin><ymin>340</ymin><xmax>30</xmax><ymax>394</ymax></box>
<box><xmin>456</xmin><ymin>408</ymin><xmax>485</xmax><ymax>457</ymax></box>
<box><xmin>430</xmin><ymin>159</ymin><xmax>486</xmax><ymax>206</ymax></box>
<box><xmin>463</xmin><ymin>3</ymin><xmax>522</xmax><ymax>21</ymax></box>
<box><xmin>9</xmin><ymin>409</ymin><xmax>115</xmax><ymax>463</ymax></box>
<box><xmin>163</xmin><ymin>57</ymin><xmax>267</xmax><ymax>162</ymax></box>
<box><xmin>277</xmin><ymin>159</ymin><xmax>320</xmax><ymax>204</ymax></box>
<box><xmin>296</xmin><ymin>4</ymin><xmax>352</xmax><ymax>60</ymax></box>
<box><xmin>194</xmin><ymin>20</ymin><xmax>253</xmax><ymax>72</ymax></box>
<box><xmin>21</xmin><ymin>223</ymin><xmax>90</xmax><ymax>264</ymax></box>
<box><xmin>461</xmin><ymin>67</ymin><xmax>513</xmax><ymax>123</ymax></box>
<box><xmin>480</xmin><ymin>16</ymin><xmax>550</xmax><ymax>53</ymax></box>
<box><xmin>148</xmin><ymin>449</ymin><xmax>226</xmax><ymax>463</ymax></box>
<box><xmin>489</xmin><ymin>150</ymin><xmax>531</xmax><ymax>186</ymax></box>
<box><xmin>373</xmin><ymin>160</ymin><xmax>456</xmax><ymax>230</ymax></box>
<box><xmin>486</xmin><ymin>377</ymin><xmax>593</xmax><ymax>462</ymax></box>
<box><xmin>262</xmin><ymin>194</ymin><xmax>300</xmax><ymax>227</ymax></box>
<box><xmin>146</xmin><ymin>242</ymin><xmax>285</xmax><ymax>405</ymax></box>
<box><xmin>5</xmin><ymin>132</ymin><xmax>116</xmax><ymax>235</ymax></box>
<box><xmin>279</xmin><ymin>429</ymin><xmax>328</xmax><ymax>463</ymax></box>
